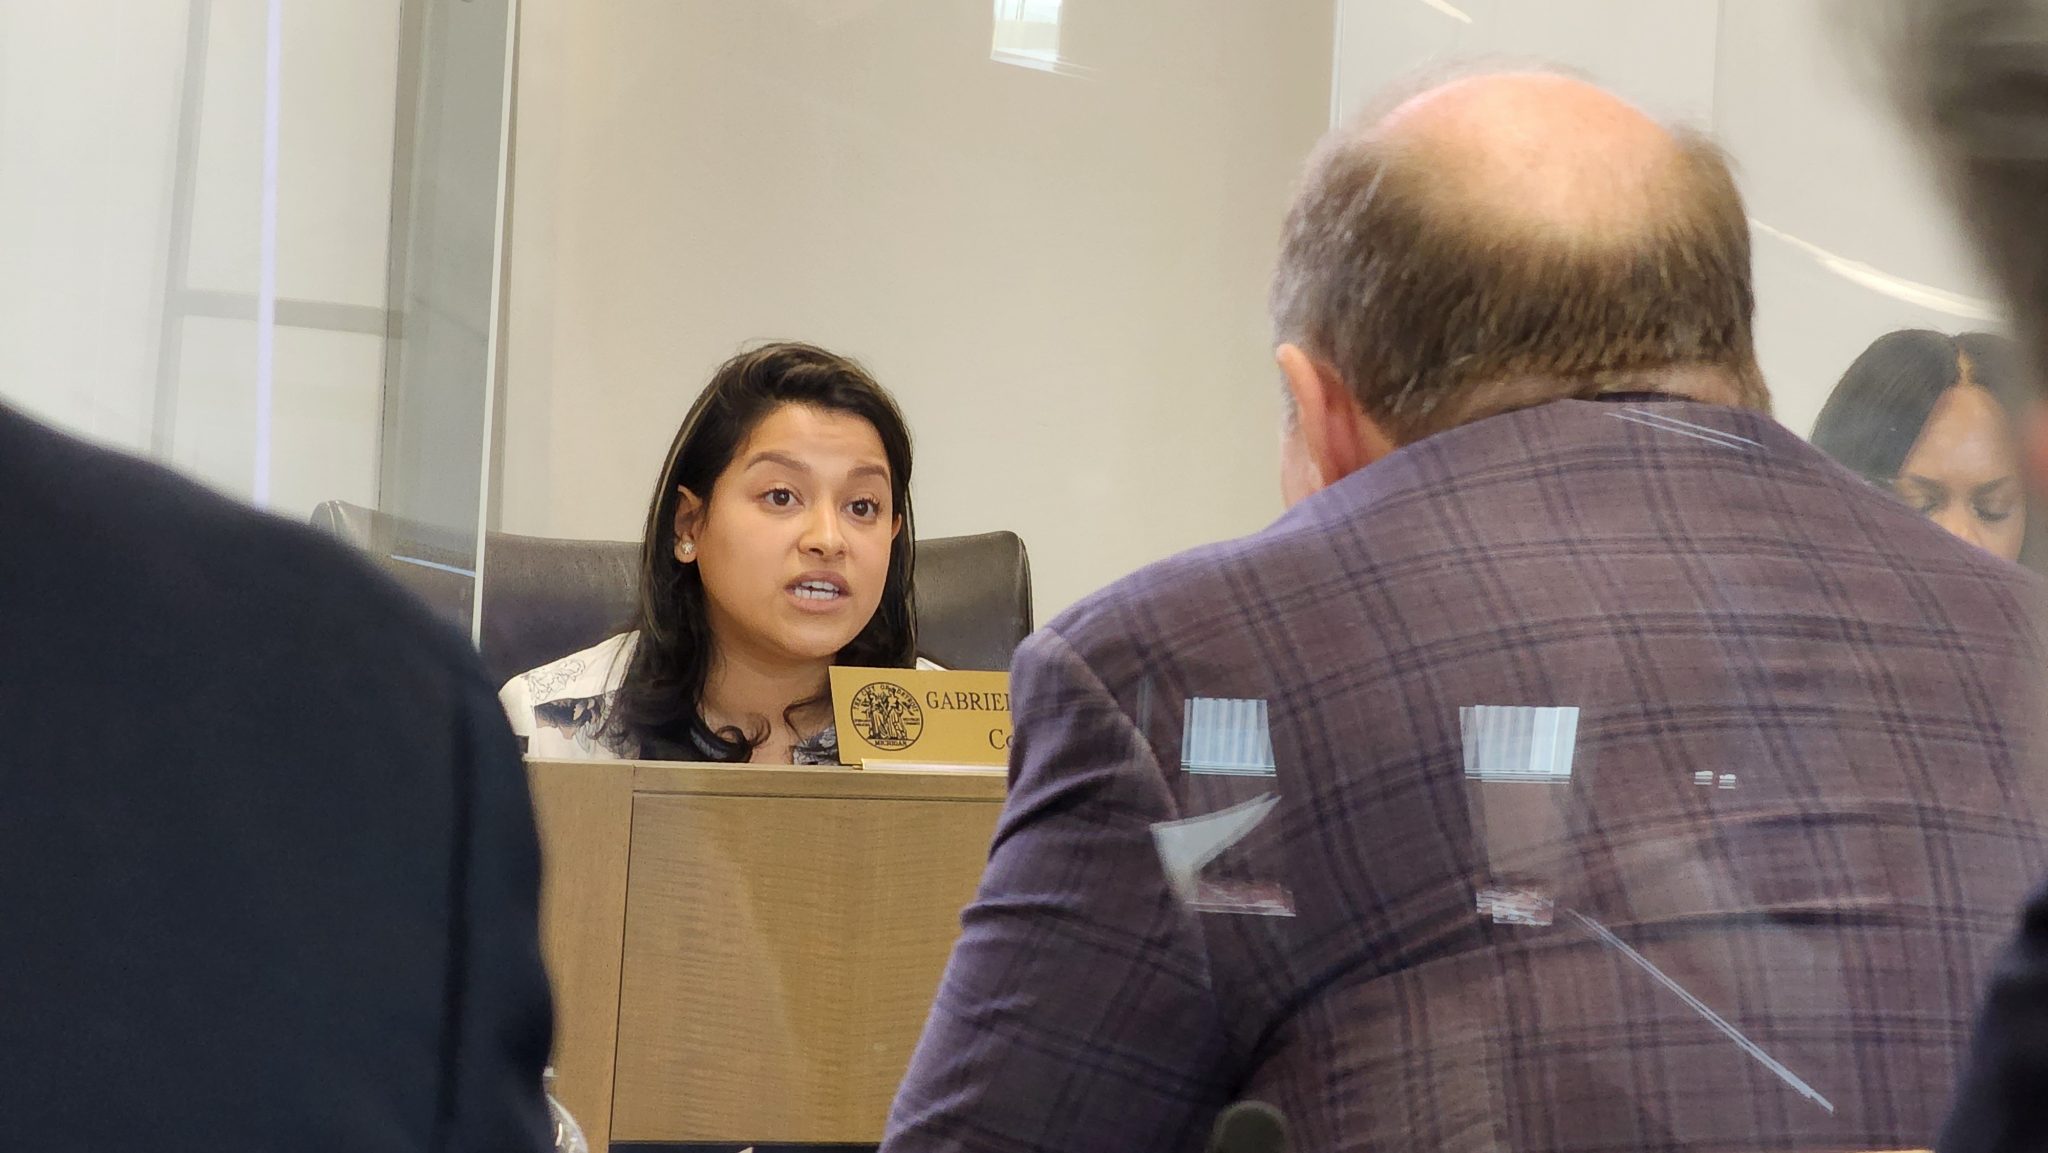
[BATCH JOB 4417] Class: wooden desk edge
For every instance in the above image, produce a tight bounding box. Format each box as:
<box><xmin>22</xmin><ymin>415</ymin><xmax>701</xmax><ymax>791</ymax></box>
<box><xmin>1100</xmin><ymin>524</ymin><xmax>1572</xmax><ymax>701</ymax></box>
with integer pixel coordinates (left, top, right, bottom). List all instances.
<box><xmin>526</xmin><ymin>757</ymin><xmax>1008</xmax><ymax>803</ymax></box>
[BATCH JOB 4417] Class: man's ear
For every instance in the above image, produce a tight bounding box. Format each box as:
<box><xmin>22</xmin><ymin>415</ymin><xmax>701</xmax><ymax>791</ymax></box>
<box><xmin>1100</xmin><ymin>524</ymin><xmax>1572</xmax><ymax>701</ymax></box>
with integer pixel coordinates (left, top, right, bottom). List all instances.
<box><xmin>672</xmin><ymin>487</ymin><xmax>705</xmax><ymax>564</ymax></box>
<box><xmin>1276</xmin><ymin>344</ymin><xmax>1397</xmax><ymax>495</ymax></box>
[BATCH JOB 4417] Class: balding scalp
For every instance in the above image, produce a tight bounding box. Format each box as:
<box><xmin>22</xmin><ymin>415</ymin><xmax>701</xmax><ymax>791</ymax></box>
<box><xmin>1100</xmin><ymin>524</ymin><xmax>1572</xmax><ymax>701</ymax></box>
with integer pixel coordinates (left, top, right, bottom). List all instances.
<box><xmin>1272</xmin><ymin>70</ymin><xmax>1767</xmax><ymax>442</ymax></box>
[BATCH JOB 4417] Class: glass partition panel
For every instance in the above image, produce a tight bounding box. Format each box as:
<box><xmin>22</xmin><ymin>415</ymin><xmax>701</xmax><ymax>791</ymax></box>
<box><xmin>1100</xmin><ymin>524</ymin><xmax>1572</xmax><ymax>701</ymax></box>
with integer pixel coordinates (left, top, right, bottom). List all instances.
<box><xmin>0</xmin><ymin>0</ymin><xmax>513</xmax><ymax>640</ymax></box>
<box><xmin>505</xmin><ymin>3</ymin><xmax>2048</xmax><ymax>1152</ymax></box>
<box><xmin>494</xmin><ymin>0</ymin><xmax>1331</xmax><ymax>623</ymax></box>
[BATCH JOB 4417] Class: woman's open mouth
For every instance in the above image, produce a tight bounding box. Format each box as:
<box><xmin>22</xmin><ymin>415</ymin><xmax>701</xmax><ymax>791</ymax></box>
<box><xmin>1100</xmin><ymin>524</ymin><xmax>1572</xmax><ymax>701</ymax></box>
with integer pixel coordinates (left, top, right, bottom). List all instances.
<box><xmin>788</xmin><ymin>572</ymin><xmax>850</xmax><ymax>606</ymax></box>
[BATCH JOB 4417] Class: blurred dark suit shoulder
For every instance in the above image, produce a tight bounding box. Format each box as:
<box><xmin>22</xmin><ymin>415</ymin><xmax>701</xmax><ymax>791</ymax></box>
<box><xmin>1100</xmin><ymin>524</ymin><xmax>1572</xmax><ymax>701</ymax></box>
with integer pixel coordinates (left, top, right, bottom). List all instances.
<box><xmin>0</xmin><ymin>406</ymin><xmax>553</xmax><ymax>1152</ymax></box>
<box><xmin>887</xmin><ymin>398</ymin><xmax>2048</xmax><ymax>1153</ymax></box>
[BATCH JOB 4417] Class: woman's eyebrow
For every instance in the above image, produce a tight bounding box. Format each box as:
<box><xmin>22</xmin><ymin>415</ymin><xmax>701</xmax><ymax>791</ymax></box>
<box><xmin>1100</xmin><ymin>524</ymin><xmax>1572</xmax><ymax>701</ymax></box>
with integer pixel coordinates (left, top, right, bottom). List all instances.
<box><xmin>742</xmin><ymin>450</ymin><xmax>809</xmax><ymax>473</ymax></box>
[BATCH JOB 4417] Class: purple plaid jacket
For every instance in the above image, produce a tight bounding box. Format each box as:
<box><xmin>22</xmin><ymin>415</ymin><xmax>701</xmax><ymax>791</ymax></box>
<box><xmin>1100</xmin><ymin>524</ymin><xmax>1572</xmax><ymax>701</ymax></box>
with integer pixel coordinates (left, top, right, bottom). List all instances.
<box><xmin>884</xmin><ymin>398</ymin><xmax>2048</xmax><ymax>1153</ymax></box>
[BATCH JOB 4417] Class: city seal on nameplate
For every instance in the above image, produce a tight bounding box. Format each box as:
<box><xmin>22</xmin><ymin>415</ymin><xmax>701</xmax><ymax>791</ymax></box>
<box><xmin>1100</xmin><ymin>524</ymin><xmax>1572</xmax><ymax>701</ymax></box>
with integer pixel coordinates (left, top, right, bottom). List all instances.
<box><xmin>849</xmin><ymin>681</ymin><xmax>924</xmax><ymax>751</ymax></box>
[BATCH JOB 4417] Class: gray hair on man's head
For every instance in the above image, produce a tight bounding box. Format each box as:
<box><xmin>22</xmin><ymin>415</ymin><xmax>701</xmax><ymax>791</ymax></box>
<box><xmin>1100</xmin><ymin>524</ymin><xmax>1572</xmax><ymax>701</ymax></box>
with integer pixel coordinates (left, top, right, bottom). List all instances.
<box><xmin>1270</xmin><ymin>62</ymin><xmax>1766</xmax><ymax>445</ymax></box>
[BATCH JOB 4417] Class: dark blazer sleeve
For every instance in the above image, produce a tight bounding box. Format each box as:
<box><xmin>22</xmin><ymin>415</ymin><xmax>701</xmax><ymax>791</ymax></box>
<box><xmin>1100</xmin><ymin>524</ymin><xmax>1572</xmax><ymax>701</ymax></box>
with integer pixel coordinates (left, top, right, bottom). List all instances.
<box><xmin>439</xmin><ymin>673</ymin><xmax>557</xmax><ymax>1153</ymax></box>
<box><xmin>1941</xmin><ymin>882</ymin><xmax>2048</xmax><ymax>1153</ymax></box>
<box><xmin>882</xmin><ymin>628</ymin><xmax>1234</xmax><ymax>1153</ymax></box>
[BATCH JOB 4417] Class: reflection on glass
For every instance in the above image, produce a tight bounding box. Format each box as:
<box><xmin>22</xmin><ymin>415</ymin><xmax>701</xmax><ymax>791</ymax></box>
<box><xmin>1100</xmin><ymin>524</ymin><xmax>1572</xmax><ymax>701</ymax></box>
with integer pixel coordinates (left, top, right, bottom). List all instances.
<box><xmin>1811</xmin><ymin>330</ymin><xmax>2029</xmax><ymax>562</ymax></box>
<box><xmin>991</xmin><ymin>0</ymin><xmax>1063</xmax><ymax>71</ymax></box>
<box><xmin>1160</xmin><ymin>696</ymin><xmax>1294</xmax><ymax>917</ymax></box>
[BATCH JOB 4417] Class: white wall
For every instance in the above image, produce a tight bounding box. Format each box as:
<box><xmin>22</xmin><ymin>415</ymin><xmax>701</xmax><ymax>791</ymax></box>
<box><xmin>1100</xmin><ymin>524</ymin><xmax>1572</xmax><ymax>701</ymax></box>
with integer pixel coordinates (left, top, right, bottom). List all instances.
<box><xmin>1719</xmin><ymin>1</ymin><xmax>2002</xmax><ymax>437</ymax></box>
<box><xmin>0</xmin><ymin>4</ymin><xmax>189</xmax><ymax>450</ymax></box>
<box><xmin>1332</xmin><ymin>0</ymin><xmax>2007</xmax><ymax>438</ymax></box>
<box><xmin>499</xmin><ymin>0</ymin><xmax>1335</xmax><ymax>617</ymax></box>
<box><xmin>0</xmin><ymin>1</ymin><xmax>401</xmax><ymax>516</ymax></box>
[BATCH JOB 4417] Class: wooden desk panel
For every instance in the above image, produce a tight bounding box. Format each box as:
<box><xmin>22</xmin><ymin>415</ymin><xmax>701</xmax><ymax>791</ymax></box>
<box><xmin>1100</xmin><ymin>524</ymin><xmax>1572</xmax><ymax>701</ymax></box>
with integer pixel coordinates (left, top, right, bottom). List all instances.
<box><xmin>529</xmin><ymin>760</ymin><xmax>1003</xmax><ymax>1149</ymax></box>
<box><xmin>609</xmin><ymin>790</ymin><xmax>1001</xmax><ymax>1143</ymax></box>
<box><xmin>529</xmin><ymin>761</ymin><xmax>635</xmax><ymax>1153</ymax></box>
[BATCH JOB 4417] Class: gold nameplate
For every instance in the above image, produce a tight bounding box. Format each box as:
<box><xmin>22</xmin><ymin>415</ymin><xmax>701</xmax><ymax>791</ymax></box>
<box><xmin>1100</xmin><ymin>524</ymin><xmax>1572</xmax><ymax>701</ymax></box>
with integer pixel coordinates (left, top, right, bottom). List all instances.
<box><xmin>830</xmin><ymin>666</ymin><xmax>1013</xmax><ymax>767</ymax></box>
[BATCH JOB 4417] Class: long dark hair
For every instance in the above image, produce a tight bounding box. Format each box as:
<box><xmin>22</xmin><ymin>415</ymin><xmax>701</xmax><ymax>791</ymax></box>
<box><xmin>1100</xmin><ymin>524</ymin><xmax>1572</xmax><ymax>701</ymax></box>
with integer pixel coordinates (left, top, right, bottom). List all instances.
<box><xmin>610</xmin><ymin>342</ymin><xmax>917</xmax><ymax>760</ymax></box>
<box><xmin>1811</xmin><ymin>329</ymin><xmax>2025</xmax><ymax>486</ymax></box>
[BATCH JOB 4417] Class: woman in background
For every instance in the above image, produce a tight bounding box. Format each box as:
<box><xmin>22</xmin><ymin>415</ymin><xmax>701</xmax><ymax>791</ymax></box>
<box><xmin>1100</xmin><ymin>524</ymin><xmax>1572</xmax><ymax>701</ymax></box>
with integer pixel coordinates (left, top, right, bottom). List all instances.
<box><xmin>1811</xmin><ymin>329</ymin><xmax>2032</xmax><ymax>562</ymax></box>
<box><xmin>500</xmin><ymin>341</ymin><xmax>920</xmax><ymax>763</ymax></box>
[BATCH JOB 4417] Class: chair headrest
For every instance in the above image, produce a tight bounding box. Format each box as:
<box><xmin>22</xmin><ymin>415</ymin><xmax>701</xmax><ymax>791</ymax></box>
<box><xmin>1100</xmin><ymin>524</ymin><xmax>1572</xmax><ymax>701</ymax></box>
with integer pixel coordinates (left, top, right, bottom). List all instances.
<box><xmin>310</xmin><ymin>501</ymin><xmax>1035</xmax><ymax>685</ymax></box>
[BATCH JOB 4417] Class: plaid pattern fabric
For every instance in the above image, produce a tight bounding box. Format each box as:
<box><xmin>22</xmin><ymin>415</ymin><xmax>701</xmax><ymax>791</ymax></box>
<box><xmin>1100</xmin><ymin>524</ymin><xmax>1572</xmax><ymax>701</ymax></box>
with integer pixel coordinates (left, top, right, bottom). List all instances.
<box><xmin>883</xmin><ymin>399</ymin><xmax>2048</xmax><ymax>1153</ymax></box>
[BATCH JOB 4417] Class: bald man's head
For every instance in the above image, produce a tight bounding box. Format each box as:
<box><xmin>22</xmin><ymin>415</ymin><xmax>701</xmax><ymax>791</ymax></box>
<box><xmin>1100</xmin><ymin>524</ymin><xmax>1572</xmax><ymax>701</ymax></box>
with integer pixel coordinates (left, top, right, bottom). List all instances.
<box><xmin>1379</xmin><ymin>73</ymin><xmax>1694</xmax><ymax>233</ymax></box>
<box><xmin>1270</xmin><ymin>68</ymin><xmax>1766</xmax><ymax>445</ymax></box>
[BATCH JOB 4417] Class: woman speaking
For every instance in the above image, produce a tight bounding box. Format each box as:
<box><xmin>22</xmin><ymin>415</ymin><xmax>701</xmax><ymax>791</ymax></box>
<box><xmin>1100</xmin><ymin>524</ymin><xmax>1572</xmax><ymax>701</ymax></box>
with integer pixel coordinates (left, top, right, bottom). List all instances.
<box><xmin>500</xmin><ymin>341</ymin><xmax>923</xmax><ymax>763</ymax></box>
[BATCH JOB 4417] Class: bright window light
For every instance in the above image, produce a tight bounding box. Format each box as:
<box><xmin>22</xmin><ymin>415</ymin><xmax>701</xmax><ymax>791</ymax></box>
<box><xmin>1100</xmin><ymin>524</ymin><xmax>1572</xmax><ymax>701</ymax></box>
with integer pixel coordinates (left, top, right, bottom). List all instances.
<box><xmin>992</xmin><ymin>0</ymin><xmax>1063</xmax><ymax>72</ymax></box>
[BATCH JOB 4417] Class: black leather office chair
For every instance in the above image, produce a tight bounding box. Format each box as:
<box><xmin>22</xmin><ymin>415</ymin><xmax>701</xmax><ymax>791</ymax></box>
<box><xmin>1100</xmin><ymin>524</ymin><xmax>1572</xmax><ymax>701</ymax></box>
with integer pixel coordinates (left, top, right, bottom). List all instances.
<box><xmin>309</xmin><ymin>501</ymin><xmax>1034</xmax><ymax>685</ymax></box>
